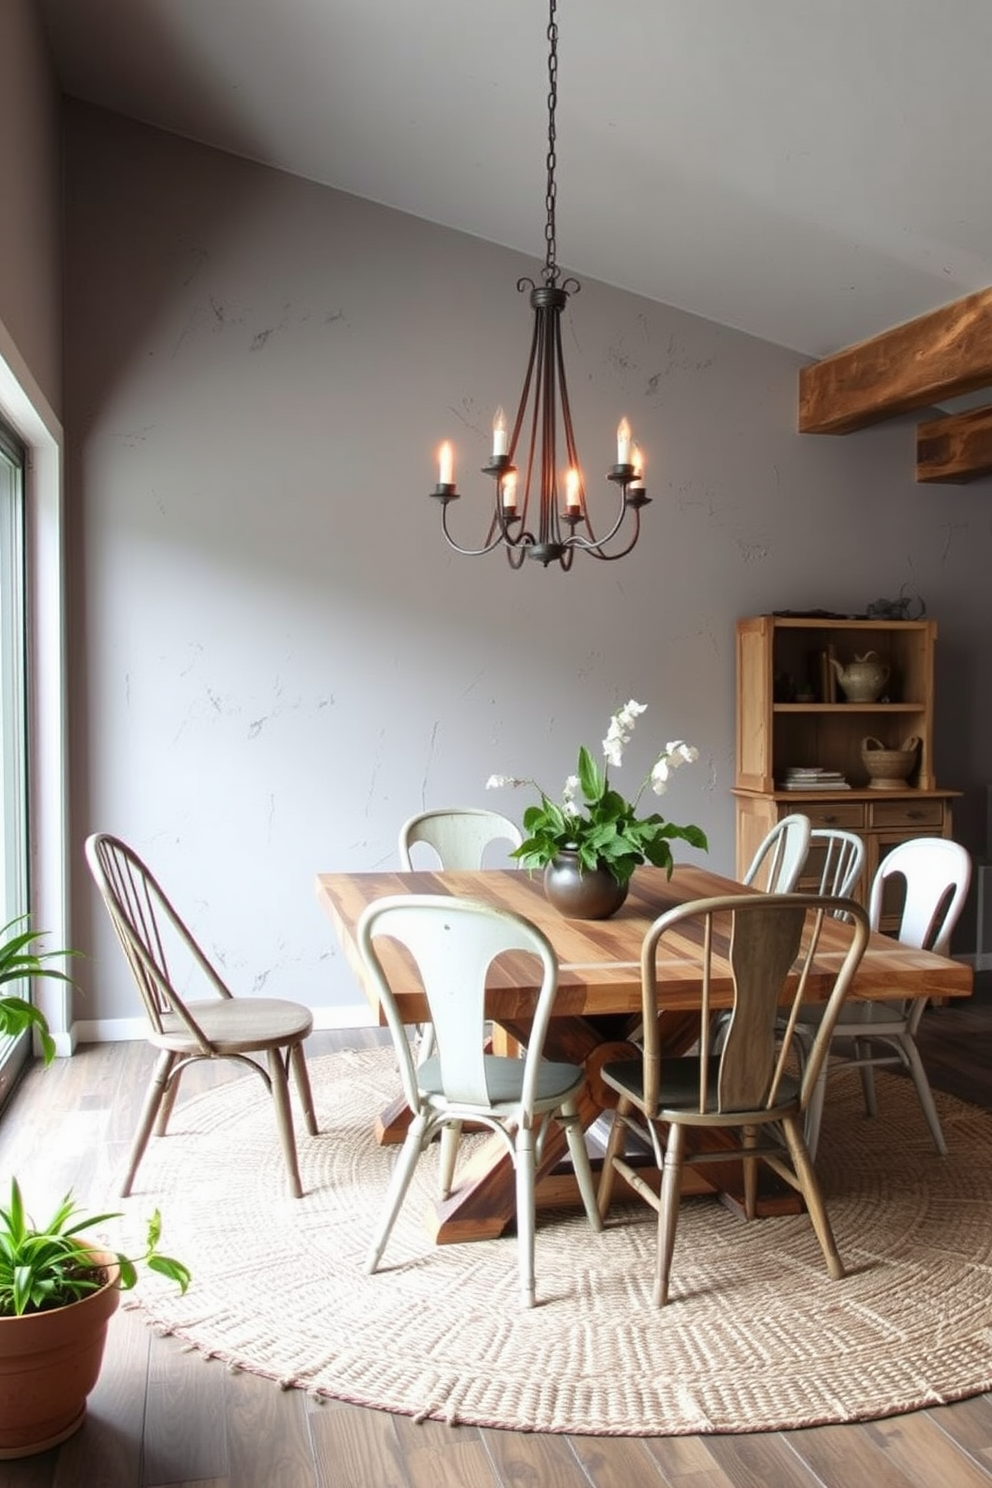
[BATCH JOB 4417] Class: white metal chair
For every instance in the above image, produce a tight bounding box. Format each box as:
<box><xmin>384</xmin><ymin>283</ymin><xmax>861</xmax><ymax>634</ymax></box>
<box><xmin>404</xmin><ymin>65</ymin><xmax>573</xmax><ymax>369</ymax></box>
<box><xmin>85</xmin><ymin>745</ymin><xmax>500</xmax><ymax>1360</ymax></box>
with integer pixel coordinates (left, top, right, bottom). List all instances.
<box><xmin>399</xmin><ymin>807</ymin><xmax>524</xmax><ymax>1061</ymax></box>
<box><xmin>597</xmin><ymin>893</ymin><xmax>871</xmax><ymax>1306</ymax></box>
<box><xmin>398</xmin><ymin>807</ymin><xmax>523</xmax><ymax>870</ymax></box>
<box><xmin>798</xmin><ymin>836</ymin><xmax>972</xmax><ymax>1160</ymax></box>
<box><xmin>85</xmin><ymin>832</ymin><xmax>318</xmax><ymax>1198</ymax></box>
<box><xmin>808</xmin><ymin>827</ymin><xmax>865</xmax><ymax>901</ymax></box>
<box><xmin>742</xmin><ymin>813</ymin><xmax>812</xmax><ymax>893</ymax></box>
<box><xmin>355</xmin><ymin>893</ymin><xmax>603</xmax><ymax>1308</ymax></box>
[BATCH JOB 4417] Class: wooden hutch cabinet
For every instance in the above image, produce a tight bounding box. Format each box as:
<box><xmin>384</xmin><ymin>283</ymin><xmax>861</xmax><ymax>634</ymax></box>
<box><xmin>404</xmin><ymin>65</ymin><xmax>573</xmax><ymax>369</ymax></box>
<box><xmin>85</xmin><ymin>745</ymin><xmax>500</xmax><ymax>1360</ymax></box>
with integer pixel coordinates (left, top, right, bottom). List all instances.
<box><xmin>733</xmin><ymin>614</ymin><xmax>958</xmax><ymax>929</ymax></box>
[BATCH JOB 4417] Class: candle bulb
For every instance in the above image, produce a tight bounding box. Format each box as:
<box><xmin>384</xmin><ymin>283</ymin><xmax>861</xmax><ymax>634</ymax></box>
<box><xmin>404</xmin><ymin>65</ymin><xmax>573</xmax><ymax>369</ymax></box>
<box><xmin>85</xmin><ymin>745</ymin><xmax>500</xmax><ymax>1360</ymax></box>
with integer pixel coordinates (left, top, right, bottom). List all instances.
<box><xmin>630</xmin><ymin>444</ymin><xmax>645</xmax><ymax>490</ymax></box>
<box><xmin>501</xmin><ymin>471</ymin><xmax>518</xmax><ymax>512</ymax></box>
<box><xmin>565</xmin><ymin>468</ymin><xmax>582</xmax><ymax>513</ymax></box>
<box><xmin>616</xmin><ymin>417</ymin><xmax>632</xmax><ymax>466</ymax></box>
<box><xmin>492</xmin><ymin>407</ymin><xmax>508</xmax><ymax>459</ymax></box>
<box><xmin>438</xmin><ymin>441</ymin><xmax>454</xmax><ymax>486</ymax></box>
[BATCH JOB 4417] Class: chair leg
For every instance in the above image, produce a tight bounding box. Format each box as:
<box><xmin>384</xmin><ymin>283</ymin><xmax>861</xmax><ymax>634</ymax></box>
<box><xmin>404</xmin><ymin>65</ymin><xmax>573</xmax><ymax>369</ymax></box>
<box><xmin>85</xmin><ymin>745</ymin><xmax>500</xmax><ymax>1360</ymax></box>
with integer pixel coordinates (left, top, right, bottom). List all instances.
<box><xmin>742</xmin><ymin>1124</ymin><xmax>759</xmax><ymax>1220</ymax></box>
<box><xmin>416</xmin><ymin>1023</ymin><xmax>435</xmax><ymax>1064</ymax></box>
<box><xmin>900</xmin><ymin>1035</ymin><xmax>948</xmax><ymax>1156</ymax></box>
<box><xmin>559</xmin><ymin>1100</ymin><xmax>603</xmax><ymax>1233</ymax></box>
<box><xmin>289</xmin><ymin>1041</ymin><xmax>319</xmax><ymax>1136</ymax></box>
<box><xmin>597</xmin><ymin>1097</ymin><xmax>631</xmax><ymax>1221</ymax></box>
<box><xmin>514</xmin><ymin>1125</ymin><xmax>537</xmax><ymax>1308</ymax></box>
<box><xmin>803</xmin><ymin>1062</ymin><xmax>829</xmax><ymax>1164</ymax></box>
<box><xmin>781</xmin><ymin>1114</ymin><xmax>844</xmax><ymax>1281</ymax></box>
<box><xmin>154</xmin><ymin>1060</ymin><xmax>183</xmax><ymax>1136</ymax></box>
<box><xmin>366</xmin><ymin>1119</ymin><xmax>427</xmax><ymax>1274</ymax></box>
<box><xmin>438</xmin><ymin>1121</ymin><xmax>462</xmax><ymax>1198</ymax></box>
<box><xmin>655</xmin><ymin>1122</ymin><xmax>686</xmax><ymax>1307</ymax></box>
<box><xmin>121</xmin><ymin>1050</ymin><xmax>176</xmax><ymax>1197</ymax></box>
<box><xmin>855</xmin><ymin>1040</ymin><xmax>878</xmax><ymax>1116</ymax></box>
<box><xmin>267</xmin><ymin>1046</ymin><xmax>304</xmax><ymax>1198</ymax></box>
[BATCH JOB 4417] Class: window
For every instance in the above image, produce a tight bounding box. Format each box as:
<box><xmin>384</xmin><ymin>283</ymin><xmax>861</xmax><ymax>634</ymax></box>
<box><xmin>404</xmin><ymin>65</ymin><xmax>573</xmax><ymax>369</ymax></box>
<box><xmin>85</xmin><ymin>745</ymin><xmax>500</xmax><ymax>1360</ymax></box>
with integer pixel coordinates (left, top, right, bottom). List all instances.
<box><xmin>0</xmin><ymin>418</ymin><xmax>29</xmax><ymax>1096</ymax></box>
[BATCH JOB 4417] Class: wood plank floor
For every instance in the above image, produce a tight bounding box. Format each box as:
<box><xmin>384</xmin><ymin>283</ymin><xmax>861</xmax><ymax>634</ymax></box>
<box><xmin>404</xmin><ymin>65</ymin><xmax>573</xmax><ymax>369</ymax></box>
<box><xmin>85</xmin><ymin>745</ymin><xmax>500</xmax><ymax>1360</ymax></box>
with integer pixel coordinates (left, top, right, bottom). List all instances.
<box><xmin>1</xmin><ymin>980</ymin><xmax>991</xmax><ymax>1488</ymax></box>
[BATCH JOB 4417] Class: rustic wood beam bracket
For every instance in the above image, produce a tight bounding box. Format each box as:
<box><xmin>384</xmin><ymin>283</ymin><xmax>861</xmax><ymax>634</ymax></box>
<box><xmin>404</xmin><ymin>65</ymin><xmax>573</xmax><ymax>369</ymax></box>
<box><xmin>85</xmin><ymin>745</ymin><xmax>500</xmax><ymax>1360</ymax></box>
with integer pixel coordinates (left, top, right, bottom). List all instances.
<box><xmin>917</xmin><ymin>405</ymin><xmax>992</xmax><ymax>484</ymax></box>
<box><xmin>799</xmin><ymin>284</ymin><xmax>992</xmax><ymax>483</ymax></box>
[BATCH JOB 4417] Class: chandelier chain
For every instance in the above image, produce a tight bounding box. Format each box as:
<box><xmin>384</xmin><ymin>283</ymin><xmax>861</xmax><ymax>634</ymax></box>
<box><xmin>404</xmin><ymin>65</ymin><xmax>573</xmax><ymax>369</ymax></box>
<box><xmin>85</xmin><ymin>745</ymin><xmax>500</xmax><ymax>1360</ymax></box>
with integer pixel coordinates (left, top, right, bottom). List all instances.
<box><xmin>543</xmin><ymin>0</ymin><xmax>559</xmax><ymax>285</ymax></box>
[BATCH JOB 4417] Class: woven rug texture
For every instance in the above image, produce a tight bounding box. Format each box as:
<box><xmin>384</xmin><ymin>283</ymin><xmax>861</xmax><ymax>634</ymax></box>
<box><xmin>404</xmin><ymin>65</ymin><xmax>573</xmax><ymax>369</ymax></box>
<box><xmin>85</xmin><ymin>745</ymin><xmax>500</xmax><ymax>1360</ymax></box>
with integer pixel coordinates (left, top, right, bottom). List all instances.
<box><xmin>120</xmin><ymin>1045</ymin><xmax>992</xmax><ymax>1436</ymax></box>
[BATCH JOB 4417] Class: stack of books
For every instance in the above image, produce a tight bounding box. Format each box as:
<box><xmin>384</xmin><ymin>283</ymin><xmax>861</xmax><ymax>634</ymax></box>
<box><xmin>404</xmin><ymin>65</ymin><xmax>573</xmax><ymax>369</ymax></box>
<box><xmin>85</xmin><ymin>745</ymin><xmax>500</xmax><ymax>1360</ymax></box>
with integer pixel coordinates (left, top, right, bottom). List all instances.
<box><xmin>780</xmin><ymin>766</ymin><xmax>851</xmax><ymax>791</ymax></box>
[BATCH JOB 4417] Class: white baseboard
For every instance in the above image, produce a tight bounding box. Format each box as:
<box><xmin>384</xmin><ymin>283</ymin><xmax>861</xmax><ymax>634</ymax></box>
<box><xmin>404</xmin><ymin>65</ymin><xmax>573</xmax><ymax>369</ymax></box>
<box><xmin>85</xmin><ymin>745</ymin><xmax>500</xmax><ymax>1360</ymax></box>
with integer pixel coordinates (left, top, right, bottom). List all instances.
<box><xmin>69</xmin><ymin>1002</ymin><xmax>376</xmax><ymax>1047</ymax></box>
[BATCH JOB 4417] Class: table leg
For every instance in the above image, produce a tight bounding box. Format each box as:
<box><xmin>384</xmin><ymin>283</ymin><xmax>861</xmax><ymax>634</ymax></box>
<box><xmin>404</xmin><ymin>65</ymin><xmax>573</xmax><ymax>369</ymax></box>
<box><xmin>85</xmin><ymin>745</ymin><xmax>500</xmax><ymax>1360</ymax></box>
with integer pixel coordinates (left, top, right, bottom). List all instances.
<box><xmin>375</xmin><ymin>1010</ymin><xmax>802</xmax><ymax>1243</ymax></box>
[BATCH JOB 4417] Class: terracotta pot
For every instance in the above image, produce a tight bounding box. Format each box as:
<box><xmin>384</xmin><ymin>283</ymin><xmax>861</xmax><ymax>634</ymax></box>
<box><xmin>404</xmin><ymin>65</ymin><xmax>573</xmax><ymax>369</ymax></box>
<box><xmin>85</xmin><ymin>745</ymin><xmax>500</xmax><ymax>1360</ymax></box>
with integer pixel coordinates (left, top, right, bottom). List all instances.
<box><xmin>0</xmin><ymin>1250</ymin><xmax>120</xmax><ymax>1459</ymax></box>
<box><xmin>543</xmin><ymin>851</ymin><xmax>629</xmax><ymax>919</ymax></box>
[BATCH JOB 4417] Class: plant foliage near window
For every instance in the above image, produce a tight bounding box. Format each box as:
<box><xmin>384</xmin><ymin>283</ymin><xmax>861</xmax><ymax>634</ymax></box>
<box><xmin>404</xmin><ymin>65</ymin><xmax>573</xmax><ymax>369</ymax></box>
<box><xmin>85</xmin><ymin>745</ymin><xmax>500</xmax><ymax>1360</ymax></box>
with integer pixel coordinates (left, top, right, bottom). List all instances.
<box><xmin>0</xmin><ymin>916</ymin><xmax>75</xmax><ymax>1066</ymax></box>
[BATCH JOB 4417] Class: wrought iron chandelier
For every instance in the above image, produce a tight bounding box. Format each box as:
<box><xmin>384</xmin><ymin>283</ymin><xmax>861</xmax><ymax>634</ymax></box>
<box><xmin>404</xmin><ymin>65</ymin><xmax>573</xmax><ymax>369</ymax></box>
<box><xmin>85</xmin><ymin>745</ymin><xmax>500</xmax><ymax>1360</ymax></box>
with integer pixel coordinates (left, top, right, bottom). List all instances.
<box><xmin>430</xmin><ymin>0</ymin><xmax>650</xmax><ymax>570</ymax></box>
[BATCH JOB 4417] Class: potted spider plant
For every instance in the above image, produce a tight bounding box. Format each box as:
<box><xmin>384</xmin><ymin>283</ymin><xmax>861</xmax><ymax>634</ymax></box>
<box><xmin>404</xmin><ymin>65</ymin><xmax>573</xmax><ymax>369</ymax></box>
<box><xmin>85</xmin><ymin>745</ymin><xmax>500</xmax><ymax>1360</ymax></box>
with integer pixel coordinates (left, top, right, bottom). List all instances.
<box><xmin>0</xmin><ymin>917</ymin><xmax>190</xmax><ymax>1458</ymax></box>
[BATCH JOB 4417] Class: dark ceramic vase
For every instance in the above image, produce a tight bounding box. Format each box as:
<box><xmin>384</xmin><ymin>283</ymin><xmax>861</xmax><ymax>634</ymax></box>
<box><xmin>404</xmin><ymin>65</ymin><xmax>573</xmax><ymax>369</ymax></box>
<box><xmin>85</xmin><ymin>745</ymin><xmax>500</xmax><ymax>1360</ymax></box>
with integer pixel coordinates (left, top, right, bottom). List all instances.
<box><xmin>543</xmin><ymin>851</ymin><xmax>629</xmax><ymax>920</ymax></box>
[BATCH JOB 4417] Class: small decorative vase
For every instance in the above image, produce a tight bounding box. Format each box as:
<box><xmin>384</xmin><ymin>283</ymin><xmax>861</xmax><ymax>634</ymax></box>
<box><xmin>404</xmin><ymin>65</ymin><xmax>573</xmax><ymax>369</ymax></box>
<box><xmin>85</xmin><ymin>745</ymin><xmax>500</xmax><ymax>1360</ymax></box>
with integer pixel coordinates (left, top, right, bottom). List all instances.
<box><xmin>543</xmin><ymin>851</ymin><xmax>629</xmax><ymax>920</ymax></box>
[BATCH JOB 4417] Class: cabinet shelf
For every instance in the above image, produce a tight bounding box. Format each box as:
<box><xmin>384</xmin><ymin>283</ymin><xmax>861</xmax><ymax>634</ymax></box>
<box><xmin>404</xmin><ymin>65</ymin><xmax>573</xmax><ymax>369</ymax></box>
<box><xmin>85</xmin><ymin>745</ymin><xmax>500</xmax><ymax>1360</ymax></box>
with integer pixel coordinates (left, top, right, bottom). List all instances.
<box><xmin>773</xmin><ymin>702</ymin><xmax>924</xmax><ymax>714</ymax></box>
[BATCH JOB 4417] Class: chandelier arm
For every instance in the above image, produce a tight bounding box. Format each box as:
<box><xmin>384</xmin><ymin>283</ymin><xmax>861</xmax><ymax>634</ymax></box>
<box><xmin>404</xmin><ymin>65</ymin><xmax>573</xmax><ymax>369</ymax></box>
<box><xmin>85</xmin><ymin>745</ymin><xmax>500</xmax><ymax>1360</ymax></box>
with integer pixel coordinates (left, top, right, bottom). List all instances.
<box><xmin>539</xmin><ymin>307</ymin><xmax>560</xmax><ymax>549</ymax></box>
<box><xmin>438</xmin><ymin>508</ymin><xmax>513</xmax><ymax>559</ymax></box>
<box><xmin>517</xmin><ymin>311</ymin><xmax>546</xmax><ymax>539</ymax></box>
<box><xmin>508</xmin><ymin>299</ymin><xmax>540</xmax><ymax>458</ymax></box>
<box><xmin>553</xmin><ymin>312</ymin><xmax>583</xmax><ymax>495</ymax></box>
<box><xmin>565</xmin><ymin>505</ymin><xmax>645</xmax><ymax>560</ymax></box>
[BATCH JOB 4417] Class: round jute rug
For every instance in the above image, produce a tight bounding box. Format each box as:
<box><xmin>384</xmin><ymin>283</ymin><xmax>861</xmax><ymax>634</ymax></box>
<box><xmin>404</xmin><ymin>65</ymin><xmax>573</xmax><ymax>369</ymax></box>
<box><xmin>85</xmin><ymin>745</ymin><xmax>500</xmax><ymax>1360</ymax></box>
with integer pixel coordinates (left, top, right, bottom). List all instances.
<box><xmin>121</xmin><ymin>1046</ymin><xmax>992</xmax><ymax>1436</ymax></box>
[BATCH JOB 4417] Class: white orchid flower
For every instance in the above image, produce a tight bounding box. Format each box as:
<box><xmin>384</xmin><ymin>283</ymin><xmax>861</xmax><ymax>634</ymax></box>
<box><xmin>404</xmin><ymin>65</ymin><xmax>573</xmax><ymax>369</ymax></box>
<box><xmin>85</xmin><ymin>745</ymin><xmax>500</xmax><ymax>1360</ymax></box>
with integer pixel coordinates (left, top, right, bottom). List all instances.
<box><xmin>603</xmin><ymin>734</ymin><xmax>624</xmax><ymax>768</ymax></box>
<box><xmin>617</xmin><ymin>699</ymin><xmax>647</xmax><ymax>730</ymax></box>
<box><xmin>665</xmin><ymin>740</ymin><xmax>699</xmax><ymax>766</ymax></box>
<box><xmin>486</xmin><ymin>774</ymin><xmax>525</xmax><ymax>790</ymax></box>
<box><xmin>650</xmin><ymin>757</ymin><xmax>671</xmax><ymax>794</ymax></box>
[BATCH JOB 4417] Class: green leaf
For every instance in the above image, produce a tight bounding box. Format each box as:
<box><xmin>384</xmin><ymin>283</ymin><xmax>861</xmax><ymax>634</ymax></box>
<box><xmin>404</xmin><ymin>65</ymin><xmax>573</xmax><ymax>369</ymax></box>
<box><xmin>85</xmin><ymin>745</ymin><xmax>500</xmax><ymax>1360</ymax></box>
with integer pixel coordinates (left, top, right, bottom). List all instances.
<box><xmin>577</xmin><ymin>746</ymin><xmax>604</xmax><ymax>803</ymax></box>
<box><xmin>147</xmin><ymin>1254</ymin><xmax>192</xmax><ymax>1293</ymax></box>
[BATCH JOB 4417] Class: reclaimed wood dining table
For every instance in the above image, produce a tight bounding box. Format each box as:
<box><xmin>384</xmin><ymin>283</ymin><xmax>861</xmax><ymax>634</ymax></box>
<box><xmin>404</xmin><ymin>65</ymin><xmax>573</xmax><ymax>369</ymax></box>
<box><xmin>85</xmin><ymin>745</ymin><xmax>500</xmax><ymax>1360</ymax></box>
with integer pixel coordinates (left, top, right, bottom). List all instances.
<box><xmin>315</xmin><ymin>863</ymin><xmax>973</xmax><ymax>1244</ymax></box>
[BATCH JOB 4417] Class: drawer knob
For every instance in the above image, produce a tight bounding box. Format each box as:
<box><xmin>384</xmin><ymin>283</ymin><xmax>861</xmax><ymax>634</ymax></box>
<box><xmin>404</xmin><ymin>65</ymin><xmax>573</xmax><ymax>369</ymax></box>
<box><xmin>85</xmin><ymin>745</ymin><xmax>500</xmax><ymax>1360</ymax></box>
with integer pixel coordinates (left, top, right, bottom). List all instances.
<box><xmin>822</xmin><ymin>814</ymin><xmax>838</xmax><ymax>824</ymax></box>
<box><xmin>907</xmin><ymin>810</ymin><xmax>924</xmax><ymax>820</ymax></box>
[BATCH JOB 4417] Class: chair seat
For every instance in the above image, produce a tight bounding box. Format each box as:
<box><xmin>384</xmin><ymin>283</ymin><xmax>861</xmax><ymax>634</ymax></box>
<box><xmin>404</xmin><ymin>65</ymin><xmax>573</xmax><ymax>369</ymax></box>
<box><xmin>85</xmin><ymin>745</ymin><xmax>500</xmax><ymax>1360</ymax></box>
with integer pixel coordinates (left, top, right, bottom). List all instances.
<box><xmin>798</xmin><ymin>998</ymin><xmax>908</xmax><ymax>1036</ymax></box>
<box><xmin>603</xmin><ymin>1055</ymin><xmax>801</xmax><ymax>1118</ymax></box>
<box><xmin>418</xmin><ymin>1052</ymin><xmax>585</xmax><ymax>1108</ymax></box>
<box><xmin>154</xmin><ymin>997</ymin><xmax>314</xmax><ymax>1054</ymax></box>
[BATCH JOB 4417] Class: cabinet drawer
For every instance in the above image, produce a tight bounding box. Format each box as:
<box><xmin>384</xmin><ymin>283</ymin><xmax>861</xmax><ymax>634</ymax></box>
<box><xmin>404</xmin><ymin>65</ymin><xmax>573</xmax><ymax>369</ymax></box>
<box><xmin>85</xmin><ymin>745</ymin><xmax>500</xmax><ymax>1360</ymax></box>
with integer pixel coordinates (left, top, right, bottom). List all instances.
<box><xmin>867</xmin><ymin>799</ymin><xmax>946</xmax><ymax>830</ymax></box>
<box><xmin>801</xmin><ymin>802</ymin><xmax>866</xmax><ymax>830</ymax></box>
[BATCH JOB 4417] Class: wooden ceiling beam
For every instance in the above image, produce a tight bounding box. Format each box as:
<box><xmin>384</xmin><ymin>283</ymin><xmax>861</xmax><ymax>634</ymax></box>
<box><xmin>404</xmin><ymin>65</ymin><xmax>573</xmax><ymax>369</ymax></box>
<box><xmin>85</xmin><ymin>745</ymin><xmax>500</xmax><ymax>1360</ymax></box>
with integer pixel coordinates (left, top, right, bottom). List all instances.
<box><xmin>917</xmin><ymin>404</ymin><xmax>992</xmax><ymax>484</ymax></box>
<box><xmin>799</xmin><ymin>285</ymin><xmax>992</xmax><ymax>434</ymax></box>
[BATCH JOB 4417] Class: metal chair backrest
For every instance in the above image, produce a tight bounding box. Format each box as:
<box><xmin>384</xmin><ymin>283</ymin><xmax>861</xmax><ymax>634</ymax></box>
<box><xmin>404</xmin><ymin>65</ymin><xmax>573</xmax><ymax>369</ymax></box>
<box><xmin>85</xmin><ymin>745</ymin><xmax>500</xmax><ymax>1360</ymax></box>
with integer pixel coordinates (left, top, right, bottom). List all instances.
<box><xmin>867</xmin><ymin>836</ymin><xmax>971</xmax><ymax>955</ymax></box>
<box><xmin>639</xmin><ymin>891</ymin><xmax>870</xmax><ymax>1119</ymax></box>
<box><xmin>398</xmin><ymin>808</ymin><xmax>523</xmax><ymax>871</ymax></box>
<box><xmin>742</xmin><ymin>813</ymin><xmax>812</xmax><ymax>893</ymax></box>
<box><xmin>356</xmin><ymin>894</ymin><xmax>558</xmax><ymax>1120</ymax></box>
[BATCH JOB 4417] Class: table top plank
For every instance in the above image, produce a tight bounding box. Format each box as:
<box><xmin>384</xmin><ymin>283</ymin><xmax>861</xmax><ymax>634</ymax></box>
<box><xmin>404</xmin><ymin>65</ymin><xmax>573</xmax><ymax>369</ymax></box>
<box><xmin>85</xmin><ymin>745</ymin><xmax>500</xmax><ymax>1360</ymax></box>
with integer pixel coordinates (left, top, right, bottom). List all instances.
<box><xmin>316</xmin><ymin>864</ymin><xmax>973</xmax><ymax>1025</ymax></box>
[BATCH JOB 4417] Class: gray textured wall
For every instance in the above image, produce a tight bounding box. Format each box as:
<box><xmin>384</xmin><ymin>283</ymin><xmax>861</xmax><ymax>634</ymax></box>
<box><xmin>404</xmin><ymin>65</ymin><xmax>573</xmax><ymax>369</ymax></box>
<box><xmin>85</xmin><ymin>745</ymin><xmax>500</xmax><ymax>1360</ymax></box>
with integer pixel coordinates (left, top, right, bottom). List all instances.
<box><xmin>0</xmin><ymin>0</ymin><xmax>63</xmax><ymax>416</ymax></box>
<box><xmin>63</xmin><ymin>102</ymin><xmax>992</xmax><ymax>1029</ymax></box>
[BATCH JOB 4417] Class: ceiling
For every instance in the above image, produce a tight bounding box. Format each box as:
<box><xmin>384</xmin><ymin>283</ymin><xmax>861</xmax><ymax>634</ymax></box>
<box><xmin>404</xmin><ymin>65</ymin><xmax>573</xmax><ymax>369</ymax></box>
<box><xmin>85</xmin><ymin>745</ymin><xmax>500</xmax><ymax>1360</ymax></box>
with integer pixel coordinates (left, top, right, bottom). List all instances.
<box><xmin>36</xmin><ymin>0</ymin><xmax>992</xmax><ymax>360</ymax></box>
